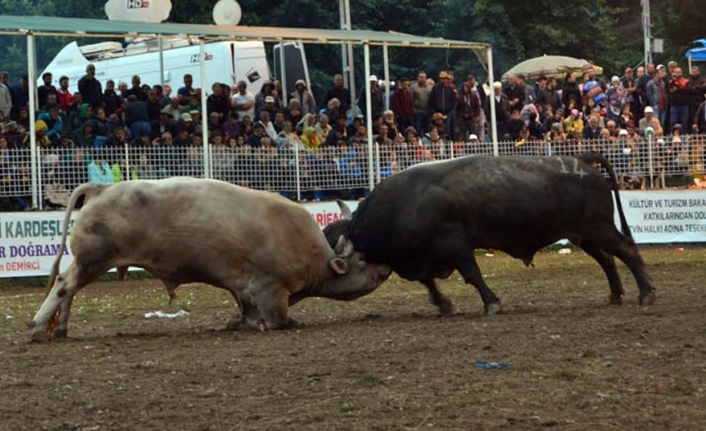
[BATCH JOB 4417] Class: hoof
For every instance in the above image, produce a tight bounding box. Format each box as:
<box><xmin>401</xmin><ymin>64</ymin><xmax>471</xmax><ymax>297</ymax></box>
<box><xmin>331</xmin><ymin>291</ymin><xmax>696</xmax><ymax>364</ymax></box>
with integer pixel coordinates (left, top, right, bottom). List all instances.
<box><xmin>288</xmin><ymin>317</ymin><xmax>299</xmax><ymax>327</ymax></box>
<box><xmin>225</xmin><ymin>318</ymin><xmax>266</xmax><ymax>332</ymax></box>
<box><xmin>639</xmin><ymin>290</ymin><xmax>656</xmax><ymax>306</ymax></box>
<box><xmin>484</xmin><ymin>301</ymin><xmax>501</xmax><ymax>316</ymax></box>
<box><xmin>30</xmin><ymin>331</ymin><xmax>48</xmax><ymax>344</ymax></box>
<box><xmin>224</xmin><ymin>318</ymin><xmax>241</xmax><ymax>331</ymax></box>
<box><xmin>609</xmin><ymin>294</ymin><xmax>623</xmax><ymax>305</ymax></box>
<box><xmin>437</xmin><ymin>300</ymin><xmax>455</xmax><ymax>316</ymax></box>
<box><xmin>55</xmin><ymin>328</ymin><xmax>68</xmax><ymax>339</ymax></box>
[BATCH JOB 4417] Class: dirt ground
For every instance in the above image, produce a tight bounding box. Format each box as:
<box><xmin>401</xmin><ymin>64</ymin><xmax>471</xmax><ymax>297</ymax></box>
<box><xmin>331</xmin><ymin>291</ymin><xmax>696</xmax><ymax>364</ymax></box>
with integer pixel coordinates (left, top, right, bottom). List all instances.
<box><xmin>1</xmin><ymin>247</ymin><xmax>705</xmax><ymax>431</ymax></box>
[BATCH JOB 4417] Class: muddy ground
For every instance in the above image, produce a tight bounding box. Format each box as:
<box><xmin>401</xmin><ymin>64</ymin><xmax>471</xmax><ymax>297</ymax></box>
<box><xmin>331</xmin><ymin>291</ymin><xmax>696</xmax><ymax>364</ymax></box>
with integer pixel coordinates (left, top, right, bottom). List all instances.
<box><xmin>1</xmin><ymin>247</ymin><xmax>705</xmax><ymax>430</ymax></box>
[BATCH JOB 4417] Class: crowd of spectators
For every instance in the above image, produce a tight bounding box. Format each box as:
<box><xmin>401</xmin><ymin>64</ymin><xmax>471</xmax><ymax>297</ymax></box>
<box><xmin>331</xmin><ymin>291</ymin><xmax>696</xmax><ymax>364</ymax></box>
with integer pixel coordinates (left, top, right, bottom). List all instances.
<box><xmin>1</xmin><ymin>57</ymin><xmax>705</xmax><ymax>210</ymax></box>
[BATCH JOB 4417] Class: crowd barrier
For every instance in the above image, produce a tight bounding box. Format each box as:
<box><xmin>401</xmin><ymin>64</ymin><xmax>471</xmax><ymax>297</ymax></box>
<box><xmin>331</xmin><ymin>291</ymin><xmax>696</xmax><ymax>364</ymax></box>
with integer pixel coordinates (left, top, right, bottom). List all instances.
<box><xmin>0</xmin><ymin>134</ymin><xmax>705</xmax><ymax>209</ymax></box>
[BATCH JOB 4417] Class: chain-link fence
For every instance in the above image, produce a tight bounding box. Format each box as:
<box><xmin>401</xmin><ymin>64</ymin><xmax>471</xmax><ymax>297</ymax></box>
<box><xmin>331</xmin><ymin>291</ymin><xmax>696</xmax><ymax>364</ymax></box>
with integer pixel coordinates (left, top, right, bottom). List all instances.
<box><xmin>1</xmin><ymin>134</ymin><xmax>704</xmax><ymax>210</ymax></box>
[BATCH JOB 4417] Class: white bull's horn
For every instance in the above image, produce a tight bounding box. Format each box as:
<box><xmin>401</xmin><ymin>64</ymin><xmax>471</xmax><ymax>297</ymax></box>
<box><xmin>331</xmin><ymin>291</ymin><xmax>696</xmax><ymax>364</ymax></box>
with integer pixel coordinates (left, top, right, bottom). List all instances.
<box><xmin>334</xmin><ymin>235</ymin><xmax>346</xmax><ymax>255</ymax></box>
<box><xmin>337</xmin><ymin>199</ymin><xmax>353</xmax><ymax>219</ymax></box>
<box><xmin>342</xmin><ymin>238</ymin><xmax>354</xmax><ymax>258</ymax></box>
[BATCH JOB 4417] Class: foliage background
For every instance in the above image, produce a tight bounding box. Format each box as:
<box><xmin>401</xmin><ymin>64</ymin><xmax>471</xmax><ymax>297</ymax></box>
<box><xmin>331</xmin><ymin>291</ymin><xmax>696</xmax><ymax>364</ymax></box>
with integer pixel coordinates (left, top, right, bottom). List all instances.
<box><xmin>1</xmin><ymin>0</ymin><xmax>704</xmax><ymax>103</ymax></box>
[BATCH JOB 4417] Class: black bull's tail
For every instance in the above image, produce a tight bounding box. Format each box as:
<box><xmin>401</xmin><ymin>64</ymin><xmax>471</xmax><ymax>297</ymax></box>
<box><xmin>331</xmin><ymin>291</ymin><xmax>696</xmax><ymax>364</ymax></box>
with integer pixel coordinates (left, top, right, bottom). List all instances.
<box><xmin>575</xmin><ymin>152</ymin><xmax>633</xmax><ymax>240</ymax></box>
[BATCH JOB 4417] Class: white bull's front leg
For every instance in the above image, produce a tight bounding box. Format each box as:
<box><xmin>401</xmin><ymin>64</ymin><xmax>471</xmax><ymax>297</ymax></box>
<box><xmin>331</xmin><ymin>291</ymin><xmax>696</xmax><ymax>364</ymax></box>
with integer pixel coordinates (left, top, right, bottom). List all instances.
<box><xmin>29</xmin><ymin>264</ymin><xmax>81</xmax><ymax>343</ymax></box>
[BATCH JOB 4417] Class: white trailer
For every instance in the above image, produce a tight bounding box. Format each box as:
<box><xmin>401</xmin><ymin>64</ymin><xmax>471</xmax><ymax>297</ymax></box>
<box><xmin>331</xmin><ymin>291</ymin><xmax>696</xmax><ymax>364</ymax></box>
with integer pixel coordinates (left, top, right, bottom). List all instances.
<box><xmin>40</xmin><ymin>37</ymin><xmax>307</xmax><ymax>95</ymax></box>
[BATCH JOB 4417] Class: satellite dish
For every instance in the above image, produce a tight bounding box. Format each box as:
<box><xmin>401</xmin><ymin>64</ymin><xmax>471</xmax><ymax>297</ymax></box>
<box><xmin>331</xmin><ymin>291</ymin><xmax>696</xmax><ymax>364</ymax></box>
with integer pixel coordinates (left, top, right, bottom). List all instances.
<box><xmin>213</xmin><ymin>0</ymin><xmax>242</xmax><ymax>26</ymax></box>
<box><xmin>104</xmin><ymin>0</ymin><xmax>172</xmax><ymax>23</ymax></box>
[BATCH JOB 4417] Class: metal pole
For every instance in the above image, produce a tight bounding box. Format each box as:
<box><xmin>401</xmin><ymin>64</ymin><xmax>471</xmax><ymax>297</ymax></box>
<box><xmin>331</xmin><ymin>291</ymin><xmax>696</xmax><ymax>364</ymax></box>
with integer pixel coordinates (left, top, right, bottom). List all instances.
<box><xmin>375</xmin><ymin>142</ymin><xmax>380</xmax><ymax>184</ymax></box>
<box><xmin>28</xmin><ymin>33</ymin><xmax>39</xmax><ymax>209</ymax></box>
<box><xmin>339</xmin><ymin>0</ymin><xmax>349</xmax><ymax>89</ymax></box>
<box><xmin>647</xmin><ymin>133</ymin><xmax>654</xmax><ymax>188</ymax></box>
<box><xmin>487</xmin><ymin>46</ymin><xmax>499</xmax><ymax>156</ymax></box>
<box><xmin>200</xmin><ymin>39</ymin><xmax>210</xmax><ymax>179</ymax></box>
<box><xmin>343</xmin><ymin>0</ymin><xmax>355</xmax><ymax>118</ymax></box>
<box><xmin>279</xmin><ymin>39</ymin><xmax>288</xmax><ymax>104</ymax></box>
<box><xmin>364</xmin><ymin>43</ymin><xmax>374</xmax><ymax>191</ymax></box>
<box><xmin>643</xmin><ymin>0</ymin><xmax>652</xmax><ymax>67</ymax></box>
<box><xmin>383</xmin><ymin>44</ymin><xmax>390</xmax><ymax>112</ymax></box>
<box><xmin>159</xmin><ymin>35</ymin><xmax>165</xmax><ymax>88</ymax></box>
<box><xmin>125</xmin><ymin>143</ymin><xmax>131</xmax><ymax>180</ymax></box>
<box><xmin>37</xmin><ymin>148</ymin><xmax>43</xmax><ymax>210</ymax></box>
<box><xmin>294</xmin><ymin>144</ymin><xmax>301</xmax><ymax>201</ymax></box>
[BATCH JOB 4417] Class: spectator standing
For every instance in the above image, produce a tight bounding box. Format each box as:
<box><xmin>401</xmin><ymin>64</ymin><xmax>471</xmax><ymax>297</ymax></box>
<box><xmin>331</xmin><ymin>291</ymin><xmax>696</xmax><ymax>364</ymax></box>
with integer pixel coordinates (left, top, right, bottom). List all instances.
<box><xmin>102</xmin><ymin>80</ymin><xmax>122</xmax><ymax>116</ymax></box>
<box><xmin>688</xmin><ymin>66</ymin><xmax>705</xmax><ymax>128</ymax></box>
<box><xmin>429</xmin><ymin>71</ymin><xmax>456</xmax><ymax>137</ymax></box>
<box><xmin>78</xmin><ymin>64</ymin><xmax>103</xmax><ymax>109</ymax></box>
<box><xmin>621</xmin><ymin>68</ymin><xmax>639</xmax><ymax>119</ymax></box>
<box><xmin>503</xmin><ymin>74</ymin><xmax>524</xmax><ymax>111</ymax></box>
<box><xmin>411</xmin><ymin>71</ymin><xmax>431</xmax><ymax>135</ymax></box>
<box><xmin>455</xmin><ymin>82</ymin><xmax>481</xmax><ymax>140</ymax></box>
<box><xmin>206</xmin><ymin>83</ymin><xmax>230</xmax><ymax>124</ymax></box>
<box><xmin>391</xmin><ymin>77</ymin><xmax>415</xmax><ymax>131</ymax></box>
<box><xmin>636</xmin><ymin>63</ymin><xmax>654</xmax><ymax>119</ymax></box>
<box><xmin>254</xmin><ymin>80</ymin><xmax>280</xmax><ymax>121</ymax></box>
<box><xmin>10</xmin><ymin>74</ymin><xmax>29</xmax><ymax>121</ymax></box>
<box><xmin>231</xmin><ymin>80</ymin><xmax>255</xmax><ymax>121</ymax></box>
<box><xmin>667</xmin><ymin>67</ymin><xmax>691</xmax><ymax>133</ymax></box>
<box><xmin>561</xmin><ymin>74</ymin><xmax>582</xmax><ymax>111</ymax></box>
<box><xmin>0</xmin><ymin>72</ymin><xmax>11</xmax><ymax>119</ymax></box>
<box><xmin>647</xmin><ymin>65</ymin><xmax>668</xmax><ymax>128</ymax></box>
<box><xmin>606</xmin><ymin>76</ymin><xmax>627</xmax><ymax>124</ymax></box>
<box><xmin>37</xmin><ymin>72</ymin><xmax>56</xmax><ymax>109</ymax></box>
<box><xmin>535</xmin><ymin>77</ymin><xmax>561</xmax><ymax>112</ymax></box>
<box><xmin>324</xmin><ymin>74</ymin><xmax>351</xmax><ymax>120</ymax></box>
<box><xmin>177</xmin><ymin>74</ymin><xmax>197</xmax><ymax>106</ymax></box>
<box><xmin>289</xmin><ymin>79</ymin><xmax>316</xmax><ymax>115</ymax></box>
<box><xmin>484</xmin><ymin>81</ymin><xmax>510</xmax><ymax>141</ymax></box>
<box><xmin>56</xmin><ymin>76</ymin><xmax>74</xmax><ymax>113</ymax></box>
<box><xmin>517</xmin><ymin>75</ymin><xmax>535</xmax><ymax>104</ymax></box>
<box><xmin>357</xmin><ymin>75</ymin><xmax>384</xmax><ymax>120</ymax></box>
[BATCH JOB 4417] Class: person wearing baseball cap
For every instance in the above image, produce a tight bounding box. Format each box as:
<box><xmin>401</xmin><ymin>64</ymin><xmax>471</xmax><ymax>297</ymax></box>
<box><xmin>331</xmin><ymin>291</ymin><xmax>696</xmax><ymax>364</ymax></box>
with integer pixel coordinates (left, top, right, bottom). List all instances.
<box><xmin>357</xmin><ymin>74</ymin><xmax>383</xmax><ymax>120</ymax></box>
<box><xmin>639</xmin><ymin>105</ymin><xmax>663</xmax><ymax>136</ymax></box>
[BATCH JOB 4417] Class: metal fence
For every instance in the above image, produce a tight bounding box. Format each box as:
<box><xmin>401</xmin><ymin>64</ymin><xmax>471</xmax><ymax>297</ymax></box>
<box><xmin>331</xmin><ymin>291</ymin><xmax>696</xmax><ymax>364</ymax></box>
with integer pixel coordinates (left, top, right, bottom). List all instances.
<box><xmin>1</xmin><ymin>134</ymin><xmax>704</xmax><ymax>211</ymax></box>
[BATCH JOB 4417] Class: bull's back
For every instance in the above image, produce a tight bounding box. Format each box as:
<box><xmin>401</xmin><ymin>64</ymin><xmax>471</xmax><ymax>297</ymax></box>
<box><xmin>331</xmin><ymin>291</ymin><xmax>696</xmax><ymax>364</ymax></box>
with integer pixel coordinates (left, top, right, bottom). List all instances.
<box><xmin>71</xmin><ymin>179</ymin><xmax>328</xmax><ymax>277</ymax></box>
<box><xmin>353</xmin><ymin>156</ymin><xmax>615</xmax><ymax>264</ymax></box>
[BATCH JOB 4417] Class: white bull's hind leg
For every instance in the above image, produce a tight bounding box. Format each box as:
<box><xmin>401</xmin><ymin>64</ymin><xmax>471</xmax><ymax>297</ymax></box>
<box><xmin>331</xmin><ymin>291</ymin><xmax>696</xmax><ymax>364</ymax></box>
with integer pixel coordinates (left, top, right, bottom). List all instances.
<box><xmin>55</xmin><ymin>295</ymin><xmax>75</xmax><ymax>339</ymax></box>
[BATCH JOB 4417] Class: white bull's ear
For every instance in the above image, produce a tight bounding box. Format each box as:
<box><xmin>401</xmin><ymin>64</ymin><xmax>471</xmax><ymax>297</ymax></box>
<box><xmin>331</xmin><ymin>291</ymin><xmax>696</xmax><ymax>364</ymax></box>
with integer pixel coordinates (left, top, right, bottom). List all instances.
<box><xmin>337</xmin><ymin>199</ymin><xmax>353</xmax><ymax>219</ymax></box>
<box><xmin>330</xmin><ymin>258</ymin><xmax>349</xmax><ymax>275</ymax></box>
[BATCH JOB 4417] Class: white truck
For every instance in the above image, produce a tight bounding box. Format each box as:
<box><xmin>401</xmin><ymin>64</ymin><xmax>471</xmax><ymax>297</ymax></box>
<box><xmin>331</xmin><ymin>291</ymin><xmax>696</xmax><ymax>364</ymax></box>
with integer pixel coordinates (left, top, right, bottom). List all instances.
<box><xmin>40</xmin><ymin>37</ymin><xmax>309</xmax><ymax>95</ymax></box>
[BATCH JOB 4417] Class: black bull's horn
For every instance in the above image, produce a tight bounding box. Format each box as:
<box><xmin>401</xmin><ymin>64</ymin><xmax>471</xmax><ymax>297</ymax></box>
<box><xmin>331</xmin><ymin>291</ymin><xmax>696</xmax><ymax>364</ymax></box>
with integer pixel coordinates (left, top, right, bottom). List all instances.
<box><xmin>336</xmin><ymin>199</ymin><xmax>353</xmax><ymax>219</ymax></box>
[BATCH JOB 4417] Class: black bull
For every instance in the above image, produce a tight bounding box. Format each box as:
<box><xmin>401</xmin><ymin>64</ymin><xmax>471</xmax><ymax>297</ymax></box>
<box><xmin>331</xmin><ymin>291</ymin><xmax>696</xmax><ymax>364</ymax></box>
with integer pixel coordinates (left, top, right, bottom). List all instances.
<box><xmin>323</xmin><ymin>153</ymin><xmax>656</xmax><ymax>315</ymax></box>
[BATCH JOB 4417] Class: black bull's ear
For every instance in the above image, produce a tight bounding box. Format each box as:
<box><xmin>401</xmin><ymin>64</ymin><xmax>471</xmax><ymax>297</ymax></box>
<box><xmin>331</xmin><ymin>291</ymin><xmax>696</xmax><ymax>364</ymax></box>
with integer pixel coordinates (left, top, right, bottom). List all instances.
<box><xmin>336</xmin><ymin>199</ymin><xmax>353</xmax><ymax>219</ymax></box>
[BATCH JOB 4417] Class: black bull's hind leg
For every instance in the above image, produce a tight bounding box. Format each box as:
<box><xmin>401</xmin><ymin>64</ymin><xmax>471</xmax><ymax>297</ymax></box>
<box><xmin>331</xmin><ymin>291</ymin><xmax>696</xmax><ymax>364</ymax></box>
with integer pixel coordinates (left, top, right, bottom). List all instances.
<box><xmin>587</xmin><ymin>224</ymin><xmax>657</xmax><ymax>306</ymax></box>
<box><xmin>580</xmin><ymin>240</ymin><xmax>625</xmax><ymax>305</ymax></box>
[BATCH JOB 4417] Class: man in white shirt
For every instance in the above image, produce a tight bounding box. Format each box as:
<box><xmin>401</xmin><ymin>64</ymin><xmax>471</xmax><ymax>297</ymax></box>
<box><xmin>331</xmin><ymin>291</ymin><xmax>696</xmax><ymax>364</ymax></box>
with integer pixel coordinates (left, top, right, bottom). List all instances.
<box><xmin>231</xmin><ymin>80</ymin><xmax>255</xmax><ymax>121</ymax></box>
<box><xmin>0</xmin><ymin>72</ymin><xmax>12</xmax><ymax>119</ymax></box>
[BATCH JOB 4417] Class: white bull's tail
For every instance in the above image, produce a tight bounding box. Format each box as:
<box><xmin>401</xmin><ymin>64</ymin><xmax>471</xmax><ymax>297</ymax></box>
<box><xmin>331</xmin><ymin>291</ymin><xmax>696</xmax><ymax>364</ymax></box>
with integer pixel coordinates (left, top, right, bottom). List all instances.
<box><xmin>44</xmin><ymin>183</ymin><xmax>113</xmax><ymax>336</ymax></box>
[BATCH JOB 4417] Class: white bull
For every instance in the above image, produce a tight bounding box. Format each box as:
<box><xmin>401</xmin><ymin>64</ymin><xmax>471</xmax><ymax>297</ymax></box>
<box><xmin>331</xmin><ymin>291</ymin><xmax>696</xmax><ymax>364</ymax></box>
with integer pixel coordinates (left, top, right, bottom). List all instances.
<box><xmin>29</xmin><ymin>178</ymin><xmax>391</xmax><ymax>342</ymax></box>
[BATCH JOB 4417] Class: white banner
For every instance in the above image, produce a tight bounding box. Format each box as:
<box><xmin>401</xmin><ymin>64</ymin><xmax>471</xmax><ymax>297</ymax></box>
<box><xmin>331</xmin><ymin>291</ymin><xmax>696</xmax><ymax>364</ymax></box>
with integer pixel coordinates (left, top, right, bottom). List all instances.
<box><xmin>617</xmin><ymin>190</ymin><xmax>706</xmax><ymax>244</ymax></box>
<box><xmin>0</xmin><ymin>191</ymin><xmax>703</xmax><ymax>278</ymax></box>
